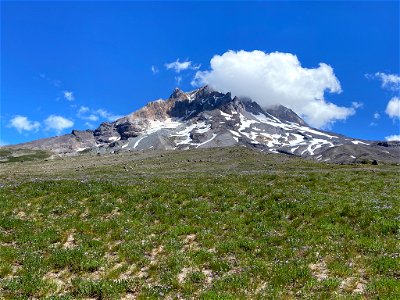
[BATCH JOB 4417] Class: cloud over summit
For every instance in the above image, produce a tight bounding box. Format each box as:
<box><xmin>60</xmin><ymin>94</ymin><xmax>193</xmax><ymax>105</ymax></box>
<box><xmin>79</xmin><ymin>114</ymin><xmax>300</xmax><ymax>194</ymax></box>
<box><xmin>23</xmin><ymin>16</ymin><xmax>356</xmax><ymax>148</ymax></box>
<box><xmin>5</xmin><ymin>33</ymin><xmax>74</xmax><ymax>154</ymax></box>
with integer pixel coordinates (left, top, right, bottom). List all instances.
<box><xmin>193</xmin><ymin>50</ymin><xmax>356</xmax><ymax>128</ymax></box>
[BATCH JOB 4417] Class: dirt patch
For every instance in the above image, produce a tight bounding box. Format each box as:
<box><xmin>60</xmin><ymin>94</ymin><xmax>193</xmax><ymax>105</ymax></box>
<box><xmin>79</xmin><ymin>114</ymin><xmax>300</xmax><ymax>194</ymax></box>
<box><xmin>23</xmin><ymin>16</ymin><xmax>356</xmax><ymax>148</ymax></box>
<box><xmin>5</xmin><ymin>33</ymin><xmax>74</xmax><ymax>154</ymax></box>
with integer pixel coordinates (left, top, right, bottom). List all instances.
<box><xmin>309</xmin><ymin>261</ymin><xmax>329</xmax><ymax>281</ymax></box>
<box><xmin>181</xmin><ymin>234</ymin><xmax>199</xmax><ymax>251</ymax></box>
<box><xmin>136</xmin><ymin>245</ymin><xmax>164</xmax><ymax>279</ymax></box>
<box><xmin>177</xmin><ymin>267</ymin><xmax>213</xmax><ymax>285</ymax></box>
<box><xmin>340</xmin><ymin>276</ymin><xmax>367</xmax><ymax>294</ymax></box>
<box><xmin>63</xmin><ymin>232</ymin><xmax>76</xmax><ymax>249</ymax></box>
<box><xmin>178</xmin><ymin>267</ymin><xmax>193</xmax><ymax>284</ymax></box>
<box><xmin>16</xmin><ymin>211</ymin><xmax>27</xmax><ymax>220</ymax></box>
<box><xmin>43</xmin><ymin>268</ymin><xmax>71</xmax><ymax>294</ymax></box>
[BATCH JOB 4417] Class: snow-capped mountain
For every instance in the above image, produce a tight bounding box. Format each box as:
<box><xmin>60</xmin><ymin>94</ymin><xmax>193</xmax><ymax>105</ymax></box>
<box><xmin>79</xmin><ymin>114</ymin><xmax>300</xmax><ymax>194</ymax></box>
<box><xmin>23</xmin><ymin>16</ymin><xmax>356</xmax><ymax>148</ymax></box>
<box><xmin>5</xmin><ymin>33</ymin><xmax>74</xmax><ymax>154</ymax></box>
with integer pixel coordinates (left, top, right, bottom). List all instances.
<box><xmin>9</xmin><ymin>86</ymin><xmax>399</xmax><ymax>164</ymax></box>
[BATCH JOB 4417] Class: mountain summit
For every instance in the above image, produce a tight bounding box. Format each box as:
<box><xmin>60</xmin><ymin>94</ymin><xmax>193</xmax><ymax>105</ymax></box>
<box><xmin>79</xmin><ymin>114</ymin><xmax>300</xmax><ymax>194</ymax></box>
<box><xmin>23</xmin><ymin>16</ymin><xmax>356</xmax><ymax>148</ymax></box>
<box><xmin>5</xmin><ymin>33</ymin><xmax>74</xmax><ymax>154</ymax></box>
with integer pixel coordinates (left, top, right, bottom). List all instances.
<box><xmin>9</xmin><ymin>86</ymin><xmax>399</xmax><ymax>164</ymax></box>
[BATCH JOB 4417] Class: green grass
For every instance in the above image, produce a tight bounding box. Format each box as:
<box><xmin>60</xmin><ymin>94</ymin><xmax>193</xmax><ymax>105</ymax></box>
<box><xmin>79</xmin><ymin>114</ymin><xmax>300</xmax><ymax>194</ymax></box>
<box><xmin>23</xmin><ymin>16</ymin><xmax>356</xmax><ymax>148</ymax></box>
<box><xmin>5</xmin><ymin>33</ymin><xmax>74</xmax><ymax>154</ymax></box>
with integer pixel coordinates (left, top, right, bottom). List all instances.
<box><xmin>0</xmin><ymin>147</ymin><xmax>399</xmax><ymax>298</ymax></box>
<box><xmin>0</xmin><ymin>148</ymin><xmax>51</xmax><ymax>163</ymax></box>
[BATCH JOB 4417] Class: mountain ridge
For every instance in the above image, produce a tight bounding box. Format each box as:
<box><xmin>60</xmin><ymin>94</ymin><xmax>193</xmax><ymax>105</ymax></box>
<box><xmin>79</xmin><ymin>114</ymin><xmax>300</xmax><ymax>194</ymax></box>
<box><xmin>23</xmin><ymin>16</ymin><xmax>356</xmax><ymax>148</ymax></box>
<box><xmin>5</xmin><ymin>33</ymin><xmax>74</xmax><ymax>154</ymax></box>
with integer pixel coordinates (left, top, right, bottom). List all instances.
<box><xmin>5</xmin><ymin>86</ymin><xmax>399</xmax><ymax>164</ymax></box>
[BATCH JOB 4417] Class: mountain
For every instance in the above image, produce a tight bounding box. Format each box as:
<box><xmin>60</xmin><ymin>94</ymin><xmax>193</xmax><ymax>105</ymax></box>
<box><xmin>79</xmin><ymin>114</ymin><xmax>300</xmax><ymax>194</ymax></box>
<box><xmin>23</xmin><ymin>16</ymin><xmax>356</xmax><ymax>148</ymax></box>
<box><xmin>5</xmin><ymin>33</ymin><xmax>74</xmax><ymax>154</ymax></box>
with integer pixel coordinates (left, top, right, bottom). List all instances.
<box><xmin>7</xmin><ymin>86</ymin><xmax>399</xmax><ymax>164</ymax></box>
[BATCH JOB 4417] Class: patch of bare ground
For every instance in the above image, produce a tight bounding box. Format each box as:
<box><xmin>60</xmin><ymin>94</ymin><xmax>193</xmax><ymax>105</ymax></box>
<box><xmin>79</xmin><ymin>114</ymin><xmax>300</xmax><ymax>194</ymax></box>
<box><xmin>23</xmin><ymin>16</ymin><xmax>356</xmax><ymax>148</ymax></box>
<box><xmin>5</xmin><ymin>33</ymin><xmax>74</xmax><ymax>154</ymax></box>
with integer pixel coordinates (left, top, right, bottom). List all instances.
<box><xmin>136</xmin><ymin>245</ymin><xmax>164</xmax><ymax>279</ymax></box>
<box><xmin>43</xmin><ymin>268</ymin><xmax>71</xmax><ymax>294</ymax></box>
<box><xmin>177</xmin><ymin>267</ymin><xmax>214</xmax><ymax>285</ymax></box>
<box><xmin>181</xmin><ymin>233</ymin><xmax>199</xmax><ymax>252</ymax></box>
<box><xmin>63</xmin><ymin>231</ymin><xmax>77</xmax><ymax>249</ymax></box>
<box><xmin>4</xmin><ymin>263</ymin><xmax>23</xmax><ymax>280</ymax></box>
<box><xmin>339</xmin><ymin>267</ymin><xmax>367</xmax><ymax>295</ymax></box>
<box><xmin>308</xmin><ymin>260</ymin><xmax>329</xmax><ymax>281</ymax></box>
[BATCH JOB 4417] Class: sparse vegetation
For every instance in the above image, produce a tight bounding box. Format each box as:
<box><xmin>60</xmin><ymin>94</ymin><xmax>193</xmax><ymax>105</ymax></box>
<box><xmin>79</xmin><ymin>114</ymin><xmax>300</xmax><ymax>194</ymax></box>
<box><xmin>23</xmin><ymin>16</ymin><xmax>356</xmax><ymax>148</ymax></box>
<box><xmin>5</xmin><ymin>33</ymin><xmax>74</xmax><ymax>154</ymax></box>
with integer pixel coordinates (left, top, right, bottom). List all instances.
<box><xmin>0</xmin><ymin>147</ymin><xmax>399</xmax><ymax>298</ymax></box>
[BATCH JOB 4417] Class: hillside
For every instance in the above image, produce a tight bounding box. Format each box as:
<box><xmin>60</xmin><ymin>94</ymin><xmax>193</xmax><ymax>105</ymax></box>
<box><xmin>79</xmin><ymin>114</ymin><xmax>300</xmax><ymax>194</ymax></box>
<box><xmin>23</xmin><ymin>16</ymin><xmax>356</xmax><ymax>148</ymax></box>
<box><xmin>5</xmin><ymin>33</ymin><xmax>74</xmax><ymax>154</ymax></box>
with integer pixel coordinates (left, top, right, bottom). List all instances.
<box><xmin>0</xmin><ymin>147</ymin><xmax>399</xmax><ymax>298</ymax></box>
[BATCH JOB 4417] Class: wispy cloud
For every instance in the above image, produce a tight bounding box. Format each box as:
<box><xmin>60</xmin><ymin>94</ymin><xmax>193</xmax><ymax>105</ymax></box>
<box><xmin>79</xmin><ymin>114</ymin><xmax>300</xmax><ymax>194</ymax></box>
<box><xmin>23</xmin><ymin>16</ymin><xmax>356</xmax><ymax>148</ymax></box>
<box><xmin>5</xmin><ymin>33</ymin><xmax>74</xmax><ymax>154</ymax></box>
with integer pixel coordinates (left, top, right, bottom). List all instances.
<box><xmin>151</xmin><ymin>65</ymin><xmax>159</xmax><ymax>74</ymax></box>
<box><xmin>175</xmin><ymin>75</ymin><xmax>182</xmax><ymax>85</ymax></box>
<box><xmin>44</xmin><ymin>115</ymin><xmax>74</xmax><ymax>134</ymax></box>
<box><xmin>365</xmin><ymin>72</ymin><xmax>400</xmax><ymax>91</ymax></box>
<box><xmin>76</xmin><ymin>106</ymin><xmax>122</xmax><ymax>123</ymax></box>
<box><xmin>39</xmin><ymin>73</ymin><xmax>61</xmax><ymax>87</ymax></box>
<box><xmin>369</xmin><ymin>112</ymin><xmax>380</xmax><ymax>127</ymax></box>
<box><xmin>63</xmin><ymin>91</ymin><xmax>75</xmax><ymax>101</ymax></box>
<box><xmin>84</xmin><ymin>122</ymin><xmax>95</xmax><ymax>129</ymax></box>
<box><xmin>95</xmin><ymin>109</ymin><xmax>122</xmax><ymax>122</ymax></box>
<box><xmin>351</xmin><ymin>102</ymin><xmax>363</xmax><ymax>109</ymax></box>
<box><xmin>78</xmin><ymin>106</ymin><xmax>90</xmax><ymax>115</ymax></box>
<box><xmin>0</xmin><ymin>139</ymin><xmax>8</xmax><ymax>146</ymax></box>
<box><xmin>165</xmin><ymin>58</ymin><xmax>200</xmax><ymax>73</ymax></box>
<box><xmin>77</xmin><ymin>106</ymin><xmax>99</xmax><ymax>121</ymax></box>
<box><xmin>8</xmin><ymin>115</ymin><xmax>40</xmax><ymax>133</ymax></box>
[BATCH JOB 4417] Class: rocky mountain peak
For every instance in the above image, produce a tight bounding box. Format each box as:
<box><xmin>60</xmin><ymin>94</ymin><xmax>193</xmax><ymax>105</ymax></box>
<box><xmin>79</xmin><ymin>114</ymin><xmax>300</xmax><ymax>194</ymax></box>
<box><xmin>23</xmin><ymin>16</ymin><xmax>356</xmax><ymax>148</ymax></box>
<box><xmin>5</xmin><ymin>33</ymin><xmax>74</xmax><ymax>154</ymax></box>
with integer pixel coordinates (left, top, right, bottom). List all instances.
<box><xmin>169</xmin><ymin>87</ymin><xmax>186</xmax><ymax>99</ymax></box>
<box><xmin>7</xmin><ymin>86</ymin><xmax>399</xmax><ymax>164</ymax></box>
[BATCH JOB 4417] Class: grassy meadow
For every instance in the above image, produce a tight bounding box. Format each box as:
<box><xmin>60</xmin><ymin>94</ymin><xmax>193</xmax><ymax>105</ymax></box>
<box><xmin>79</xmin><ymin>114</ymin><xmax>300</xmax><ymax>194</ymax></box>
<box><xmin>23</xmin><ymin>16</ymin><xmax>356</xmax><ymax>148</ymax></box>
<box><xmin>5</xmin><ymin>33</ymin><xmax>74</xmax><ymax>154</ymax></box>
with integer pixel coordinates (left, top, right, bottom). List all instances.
<box><xmin>0</xmin><ymin>147</ymin><xmax>399</xmax><ymax>299</ymax></box>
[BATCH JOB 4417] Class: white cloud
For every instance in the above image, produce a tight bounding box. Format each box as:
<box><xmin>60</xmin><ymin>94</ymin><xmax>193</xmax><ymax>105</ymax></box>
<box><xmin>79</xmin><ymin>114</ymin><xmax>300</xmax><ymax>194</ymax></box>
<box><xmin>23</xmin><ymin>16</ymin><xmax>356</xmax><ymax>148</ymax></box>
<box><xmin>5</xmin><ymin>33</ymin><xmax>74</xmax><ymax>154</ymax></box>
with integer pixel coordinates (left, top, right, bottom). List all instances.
<box><xmin>63</xmin><ymin>91</ymin><xmax>75</xmax><ymax>101</ymax></box>
<box><xmin>0</xmin><ymin>139</ymin><xmax>8</xmax><ymax>146</ymax></box>
<box><xmin>9</xmin><ymin>115</ymin><xmax>40</xmax><ymax>133</ymax></box>
<box><xmin>367</xmin><ymin>72</ymin><xmax>400</xmax><ymax>91</ymax></box>
<box><xmin>385</xmin><ymin>135</ymin><xmax>400</xmax><ymax>141</ymax></box>
<box><xmin>385</xmin><ymin>96</ymin><xmax>400</xmax><ymax>119</ymax></box>
<box><xmin>44</xmin><ymin>115</ymin><xmax>74</xmax><ymax>134</ymax></box>
<box><xmin>165</xmin><ymin>59</ymin><xmax>192</xmax><ymax>73</ymax></box>
<box><xmin>151</xmin><ymin>65</ymin><xmax>159</xmax><ymax>74</ymax></box>
<box><xmin>193</xmin><ymin>50</ymin><xmax>356</xmax><ymax>129</ymax></box>
<box><xmin>374</xmin><ymin>112</ymin><xmax>381</xmax><ymax>119</ymax></box>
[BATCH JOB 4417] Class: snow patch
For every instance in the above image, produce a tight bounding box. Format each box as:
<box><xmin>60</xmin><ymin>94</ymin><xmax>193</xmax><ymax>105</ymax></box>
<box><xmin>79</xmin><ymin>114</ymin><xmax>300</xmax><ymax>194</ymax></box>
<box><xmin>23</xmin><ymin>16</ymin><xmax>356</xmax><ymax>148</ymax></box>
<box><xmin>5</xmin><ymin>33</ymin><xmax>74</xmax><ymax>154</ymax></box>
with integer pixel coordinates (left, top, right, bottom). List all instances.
<box><xmin>351</xmin><ymin>140</ymin><xmax>370</xmax><ymax>145</ymax></box>
<box><xmin>147</xmin><ymin>118</ymin><xmax>181</xmax><ymax>134</ymax></box>
<box><xmin>108</xmin><ymin>136</ymin><xmax>120</xmax><ymax>142</ymax></box>
<box><xmin>291</xmin><ymin>146</ymin><xmax>299</xmax><ymax>153</ymax></box>
<box><xmin>238</xmin><ymin>114</ymin><xmax>257</xmax><ymax>132</ymax></box>
<box><xmin>195</xmin><ymin>123</ymin><xmax>211</xmax><ymax>133</ymax></box>
<box><xmin>220</xmin><ymin>110</ymin><xmax>233</xmax><ymax>120</ymax></box>
<box><xmin>133</xmin><ymin>136</ymin><xmax>147</xmax><ymax>149</ymax></box>
<box><xmin>229</xmin><ymin>130</ymin><xmax>241</xmax><ymax>137</ymax></box>
<box><xmin>287</xmin><ymin>134</ymin><xmax>305</xmax><ymax>145</ymax></box>
<box><xmin>196</xmin><ymin>134</ymin><xmax>217</xmax><ymax>148</ymax></box>
<box><xmin>301</xmin><ymin>138</ymin><xmax>334</xmax><ymax>155</ymax></box>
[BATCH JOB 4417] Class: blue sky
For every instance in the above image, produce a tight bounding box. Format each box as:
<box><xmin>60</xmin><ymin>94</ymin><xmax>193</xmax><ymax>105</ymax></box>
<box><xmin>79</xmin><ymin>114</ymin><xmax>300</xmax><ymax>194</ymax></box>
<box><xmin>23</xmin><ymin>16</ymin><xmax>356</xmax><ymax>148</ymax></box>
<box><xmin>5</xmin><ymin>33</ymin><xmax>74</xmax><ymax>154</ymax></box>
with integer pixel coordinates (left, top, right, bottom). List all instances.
<box><xmin>1</xmin><ymin>1</ymin><xmax>399</xmax><ymax>145</ymax></box>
